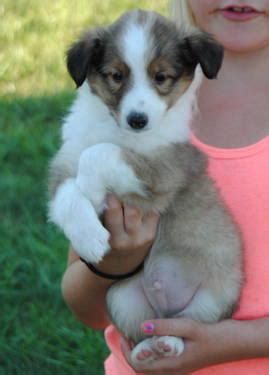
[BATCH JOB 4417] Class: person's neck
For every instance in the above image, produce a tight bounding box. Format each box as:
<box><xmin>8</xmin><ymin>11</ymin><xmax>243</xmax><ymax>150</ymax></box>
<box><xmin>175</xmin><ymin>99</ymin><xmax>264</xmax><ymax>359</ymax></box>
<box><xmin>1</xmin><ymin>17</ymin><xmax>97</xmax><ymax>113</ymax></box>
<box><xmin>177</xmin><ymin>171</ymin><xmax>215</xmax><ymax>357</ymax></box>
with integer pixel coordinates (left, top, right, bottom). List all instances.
<box><xmin>192</xmin><ymin>46</ymin><xmax>269</xmax><ymax>148</ymax></box>
<box><xmin>206</xmin><ymin>46</ymin><xmax>269</xmax><ymax>93</ymax></box>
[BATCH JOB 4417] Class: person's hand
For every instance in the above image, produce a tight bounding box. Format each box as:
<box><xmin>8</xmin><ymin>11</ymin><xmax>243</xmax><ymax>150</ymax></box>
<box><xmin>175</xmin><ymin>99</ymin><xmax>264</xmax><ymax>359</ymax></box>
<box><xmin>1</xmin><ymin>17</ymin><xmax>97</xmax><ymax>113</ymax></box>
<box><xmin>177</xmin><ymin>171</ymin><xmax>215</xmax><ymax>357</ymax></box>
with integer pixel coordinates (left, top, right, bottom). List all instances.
<box><xmin>120</xmin><ymin>318</ymin><xmax>245</xmax><ymax>374</ymax></box>
<box><xmin>97</xmin><ymin>194</ymin><xmax>159</xmax><ymax>275</ymax></box>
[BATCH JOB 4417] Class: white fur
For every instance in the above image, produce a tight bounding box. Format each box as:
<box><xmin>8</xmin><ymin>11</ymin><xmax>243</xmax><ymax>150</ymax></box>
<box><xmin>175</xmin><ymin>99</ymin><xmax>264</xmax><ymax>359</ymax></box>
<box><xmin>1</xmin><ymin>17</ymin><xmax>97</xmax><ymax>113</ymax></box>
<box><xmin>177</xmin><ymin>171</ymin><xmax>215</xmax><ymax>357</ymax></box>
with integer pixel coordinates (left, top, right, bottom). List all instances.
<box><xmin>119</xmin><ymin>23</ymin><xmax>167</xmax><ymax>131</ymax></box>
<box><xmin>49</xmin><ymin>179</ymin><xmax>110</xmax><ymax>262</ymax></box>
<box><xmin>50</xmin><ymin>143</ymin><xmax>146</xmax><ymax>262</ymax></box>
<box><xmin>76</xmin><ymin>143</ymin><xmax>146</xmax><ymax>213</ymax></box>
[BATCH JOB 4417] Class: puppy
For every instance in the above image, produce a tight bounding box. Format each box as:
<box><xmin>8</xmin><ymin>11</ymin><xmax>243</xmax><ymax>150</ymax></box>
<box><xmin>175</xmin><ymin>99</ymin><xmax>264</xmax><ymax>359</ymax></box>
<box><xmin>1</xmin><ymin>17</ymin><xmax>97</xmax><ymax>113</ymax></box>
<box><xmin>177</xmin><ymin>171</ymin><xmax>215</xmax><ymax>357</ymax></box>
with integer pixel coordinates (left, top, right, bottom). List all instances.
<box><xmin>49</xmin><ymin>10</ymin><xmax>242</xmax><ymax>366</ymax></box>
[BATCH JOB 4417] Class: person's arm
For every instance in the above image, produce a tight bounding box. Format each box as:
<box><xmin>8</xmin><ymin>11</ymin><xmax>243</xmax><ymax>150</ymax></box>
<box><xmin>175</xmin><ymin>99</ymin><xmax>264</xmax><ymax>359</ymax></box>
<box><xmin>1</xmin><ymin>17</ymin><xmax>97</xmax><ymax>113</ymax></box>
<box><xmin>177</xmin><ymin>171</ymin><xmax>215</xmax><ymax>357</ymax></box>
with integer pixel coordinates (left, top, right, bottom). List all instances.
<box><xmin>61</xmin><ymin>194</ymin><xmax>159</xmax><ymax>329</ymax></box>
<box><xmin>121</xmin><ymin>317</ymin><xmax>269</xmax><ymax>374</ymax></box>
<box><xmin>61</xmin><ymin>250</ymin><xmax>113</xmax><ymax>329</ymax></box>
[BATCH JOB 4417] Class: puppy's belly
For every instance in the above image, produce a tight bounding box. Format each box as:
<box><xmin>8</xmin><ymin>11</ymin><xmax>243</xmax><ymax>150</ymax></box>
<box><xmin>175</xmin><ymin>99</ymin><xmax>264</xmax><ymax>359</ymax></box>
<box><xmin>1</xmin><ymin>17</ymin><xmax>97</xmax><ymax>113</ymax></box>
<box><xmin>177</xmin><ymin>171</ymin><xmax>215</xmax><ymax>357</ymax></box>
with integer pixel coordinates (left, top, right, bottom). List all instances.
<box><xmin>142</xmin><ymin>256</ymin><xmax>202</xmax><ymax>318</ymax></box>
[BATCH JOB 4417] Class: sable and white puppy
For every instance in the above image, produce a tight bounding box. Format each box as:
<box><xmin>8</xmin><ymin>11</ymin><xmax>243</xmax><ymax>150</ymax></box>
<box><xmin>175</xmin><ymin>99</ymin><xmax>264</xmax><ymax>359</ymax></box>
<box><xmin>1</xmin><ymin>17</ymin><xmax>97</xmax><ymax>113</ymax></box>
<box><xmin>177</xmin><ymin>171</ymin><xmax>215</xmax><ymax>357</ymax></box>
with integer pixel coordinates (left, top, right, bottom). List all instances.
<box><xmin>49</xmin><ymin>10</ymin><xmax>242</xmax><ymax>366</ymax></box>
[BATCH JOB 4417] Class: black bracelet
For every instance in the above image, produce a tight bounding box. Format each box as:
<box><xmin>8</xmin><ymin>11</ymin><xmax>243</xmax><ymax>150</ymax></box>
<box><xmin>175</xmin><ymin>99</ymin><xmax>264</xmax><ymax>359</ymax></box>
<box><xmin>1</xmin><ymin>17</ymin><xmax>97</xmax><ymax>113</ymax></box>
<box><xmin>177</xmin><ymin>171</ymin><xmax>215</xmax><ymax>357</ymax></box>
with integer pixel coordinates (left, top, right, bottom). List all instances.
<box><xmin>80</xmin><ymin>257</ymin><xmax>144</xmax><ymax>280</ymax></box>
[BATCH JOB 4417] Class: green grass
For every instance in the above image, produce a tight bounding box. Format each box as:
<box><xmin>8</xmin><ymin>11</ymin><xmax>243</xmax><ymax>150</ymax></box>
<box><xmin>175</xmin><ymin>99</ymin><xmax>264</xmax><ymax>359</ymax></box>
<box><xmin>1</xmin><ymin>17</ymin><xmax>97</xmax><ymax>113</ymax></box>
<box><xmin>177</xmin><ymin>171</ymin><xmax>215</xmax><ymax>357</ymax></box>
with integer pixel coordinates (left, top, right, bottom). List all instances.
<box><xmin>1</xmin><ymin>93</ymin><xmax>110</xmax><ymax>375</ymax></box>
<box><xmin>1</xmin><ymin>0</ymin><xmax>167</xmax><ymax>374</ymax></box>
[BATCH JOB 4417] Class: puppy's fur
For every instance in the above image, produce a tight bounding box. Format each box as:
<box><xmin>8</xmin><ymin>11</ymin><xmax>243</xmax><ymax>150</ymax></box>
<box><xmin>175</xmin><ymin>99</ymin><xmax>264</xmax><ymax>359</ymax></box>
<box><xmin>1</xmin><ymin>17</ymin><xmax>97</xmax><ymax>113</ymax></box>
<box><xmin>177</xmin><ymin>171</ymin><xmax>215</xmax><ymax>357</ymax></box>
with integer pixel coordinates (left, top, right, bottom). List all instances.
<box><xmin>49</xmin><ymin>10</ymin><xmax>242</xmax><ymax>365</ymax></box>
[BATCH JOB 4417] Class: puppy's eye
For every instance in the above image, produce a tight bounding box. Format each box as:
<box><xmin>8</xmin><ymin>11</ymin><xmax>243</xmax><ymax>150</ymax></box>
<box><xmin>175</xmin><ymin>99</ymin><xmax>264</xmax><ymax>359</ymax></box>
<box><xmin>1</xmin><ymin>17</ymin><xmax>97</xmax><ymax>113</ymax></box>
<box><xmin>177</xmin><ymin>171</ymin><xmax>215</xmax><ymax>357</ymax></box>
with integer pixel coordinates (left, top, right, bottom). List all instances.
<box><xmin>111</xmin><ymin>72</ymin><xmax>123</xmax><ymax>83</ymax></box>
<box><xmin>154</xmin><ymin>72</ymin><xmax>167</xmax><ymax>85</ymax></box>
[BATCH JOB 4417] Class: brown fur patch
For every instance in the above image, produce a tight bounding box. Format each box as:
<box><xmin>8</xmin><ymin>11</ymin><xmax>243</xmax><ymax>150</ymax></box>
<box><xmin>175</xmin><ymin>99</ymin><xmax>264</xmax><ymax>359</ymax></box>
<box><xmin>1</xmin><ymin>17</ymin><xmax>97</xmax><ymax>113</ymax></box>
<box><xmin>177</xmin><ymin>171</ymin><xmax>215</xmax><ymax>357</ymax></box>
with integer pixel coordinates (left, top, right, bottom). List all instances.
<box><xmin>89</xmin><ymin>57</ymin><xmax>131</xmax><ymax>112</ymax></box>
<box><xmin>148</xmin><ymin>58</ymin><xmax>180</xmax><ymax>95</ymax></box>
<box><xmin>148</xmin><ymin>57</ymin><xmax>193</xmax><ymax>108</ymax></box>
<box><xmin>166</xmin><ymin>76</ymin><xmax>193</xmax><ymax>109</ymax></box>
<box><xmin>101</xmin><ymin>59</ymin><xmax>130</xmax><ymax>92</ymax></box>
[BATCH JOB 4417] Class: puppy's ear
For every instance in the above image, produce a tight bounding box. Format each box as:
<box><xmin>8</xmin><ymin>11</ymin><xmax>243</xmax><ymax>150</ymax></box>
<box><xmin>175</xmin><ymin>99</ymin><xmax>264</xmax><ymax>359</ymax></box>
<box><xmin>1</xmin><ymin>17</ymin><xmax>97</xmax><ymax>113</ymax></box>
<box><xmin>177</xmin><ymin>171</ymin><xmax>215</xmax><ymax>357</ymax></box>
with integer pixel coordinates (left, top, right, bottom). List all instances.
<box><xmin>67</xmin><ymin>28</ymin><xmax>106</xmax><ymax>87</ymax></box>
<box><xmin>182</xmin><ymin>31</ymin><xmax>223</xmax><ymax>79</ymax></box>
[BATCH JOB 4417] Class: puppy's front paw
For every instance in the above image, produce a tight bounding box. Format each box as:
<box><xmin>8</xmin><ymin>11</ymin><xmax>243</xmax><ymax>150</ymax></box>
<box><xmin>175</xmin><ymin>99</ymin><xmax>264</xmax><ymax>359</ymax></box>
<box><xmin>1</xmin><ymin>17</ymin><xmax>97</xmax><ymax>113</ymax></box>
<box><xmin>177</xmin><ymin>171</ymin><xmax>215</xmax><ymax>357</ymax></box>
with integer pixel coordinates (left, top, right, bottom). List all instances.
<box><xmin>152</xmin><ymin>336</ymin><xmax>184</xmax><ymax>357</ymax></box>
<box><xmin>68</xmin><ymin>218</ymin><xmax>110</xmax><ymax>263</ymax></box>
<box><xmin>50</xmin><ymin>179</ymin><xmax>110</xmax><ymax>263</ymax></box>
<box><xmin>131</xmin><ymin>336</ymin><xmax>184</xmax><ymax>365</ymax></box>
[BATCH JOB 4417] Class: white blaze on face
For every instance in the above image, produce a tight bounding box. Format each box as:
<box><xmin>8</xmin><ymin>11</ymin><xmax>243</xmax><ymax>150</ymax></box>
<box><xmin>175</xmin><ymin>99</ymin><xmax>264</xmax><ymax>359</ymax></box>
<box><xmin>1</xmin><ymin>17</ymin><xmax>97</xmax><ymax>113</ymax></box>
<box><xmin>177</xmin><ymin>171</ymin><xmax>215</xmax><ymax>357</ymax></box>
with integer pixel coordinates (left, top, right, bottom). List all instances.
<box><xmin>119</xmin><ymin>20</ymin><xmax>167</xmax><ymax>131</ymax></box>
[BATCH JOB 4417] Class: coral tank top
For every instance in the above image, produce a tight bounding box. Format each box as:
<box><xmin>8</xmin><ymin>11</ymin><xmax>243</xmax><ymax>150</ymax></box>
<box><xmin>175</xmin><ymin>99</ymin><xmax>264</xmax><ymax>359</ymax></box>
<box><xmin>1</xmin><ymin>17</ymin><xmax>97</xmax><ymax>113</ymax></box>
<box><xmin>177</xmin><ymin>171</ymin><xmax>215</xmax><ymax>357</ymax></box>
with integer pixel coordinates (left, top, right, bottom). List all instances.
<box><xmin>104</xmin><ymin>134</ymin><xmax>269</xmax><ymax>374</ymax></box>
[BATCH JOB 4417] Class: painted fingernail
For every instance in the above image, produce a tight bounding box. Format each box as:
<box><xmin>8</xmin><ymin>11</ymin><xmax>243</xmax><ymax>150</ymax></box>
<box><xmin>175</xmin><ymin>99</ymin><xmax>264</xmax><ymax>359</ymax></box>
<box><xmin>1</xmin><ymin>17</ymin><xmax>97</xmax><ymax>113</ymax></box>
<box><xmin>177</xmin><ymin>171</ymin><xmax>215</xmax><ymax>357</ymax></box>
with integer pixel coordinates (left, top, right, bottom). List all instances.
<box><xmin>142</xmin><ymin>322</ymin><xmax>155</xmax><ymax>333</ymax></box>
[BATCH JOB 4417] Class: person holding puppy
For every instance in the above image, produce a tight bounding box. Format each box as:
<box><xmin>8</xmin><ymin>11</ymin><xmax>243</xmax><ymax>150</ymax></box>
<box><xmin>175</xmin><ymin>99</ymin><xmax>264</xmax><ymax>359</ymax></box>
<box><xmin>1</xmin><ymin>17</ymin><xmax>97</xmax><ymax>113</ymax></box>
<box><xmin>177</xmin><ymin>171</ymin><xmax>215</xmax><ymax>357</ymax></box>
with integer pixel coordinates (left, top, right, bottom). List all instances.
<box><xmin>61</xmin><ymin>0</ymin><xmax>269</xmax><ymax>374</ymax></box>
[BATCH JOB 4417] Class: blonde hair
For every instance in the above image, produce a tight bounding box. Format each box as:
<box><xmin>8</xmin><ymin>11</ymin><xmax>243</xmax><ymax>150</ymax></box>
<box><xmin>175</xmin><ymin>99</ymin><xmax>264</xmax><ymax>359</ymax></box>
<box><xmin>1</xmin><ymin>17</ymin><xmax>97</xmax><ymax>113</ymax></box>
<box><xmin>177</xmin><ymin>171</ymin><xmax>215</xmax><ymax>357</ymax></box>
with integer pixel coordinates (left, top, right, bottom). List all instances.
<box><xmin>170</xmin><ymin>0</ymin><xmax>196</xmax><ymax>27</ymax></box>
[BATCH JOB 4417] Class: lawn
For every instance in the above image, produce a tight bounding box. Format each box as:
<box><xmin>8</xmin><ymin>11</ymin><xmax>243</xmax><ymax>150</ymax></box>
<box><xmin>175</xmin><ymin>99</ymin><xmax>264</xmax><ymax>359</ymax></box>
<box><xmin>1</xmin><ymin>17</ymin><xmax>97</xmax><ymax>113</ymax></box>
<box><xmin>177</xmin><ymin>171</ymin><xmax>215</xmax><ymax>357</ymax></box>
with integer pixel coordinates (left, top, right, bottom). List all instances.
<box><xmin>1</xmin><ymin>1</ymin><xmax>167</xmax><ymax>374</ymax></box>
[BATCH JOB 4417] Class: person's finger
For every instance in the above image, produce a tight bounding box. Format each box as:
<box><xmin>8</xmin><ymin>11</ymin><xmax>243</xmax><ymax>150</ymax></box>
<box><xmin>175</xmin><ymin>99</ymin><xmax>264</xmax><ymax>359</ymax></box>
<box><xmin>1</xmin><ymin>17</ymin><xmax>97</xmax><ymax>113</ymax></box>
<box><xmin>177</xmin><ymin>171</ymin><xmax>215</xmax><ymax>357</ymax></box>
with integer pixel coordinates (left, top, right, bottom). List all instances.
<box><xmin>120</xmin><ymin>336</ymin><xmax>133</xmax><ymax>351</ymax></box>
<box><xmin>134</xmin><ymin>356</ymin><xmax>183</xmax><ymax>372</ymax></box>
<box><xmin>120</xmin><ymin>336</ymin><xmax>132</xmax><ymax>363</ymax></box>
<box><xmin>123</xmin><ymin>204</ymin><xmax>143</xmax><ymax>235</ymax></box>
<box><xmin>103</xmin><ymin>195</ymin><xmax>124</xmax><ymax>234</ymax></box>
<box><xmin>141</xmin><ymin>318</ymin><xmax>200</xmax><ymax>339</ymax></box>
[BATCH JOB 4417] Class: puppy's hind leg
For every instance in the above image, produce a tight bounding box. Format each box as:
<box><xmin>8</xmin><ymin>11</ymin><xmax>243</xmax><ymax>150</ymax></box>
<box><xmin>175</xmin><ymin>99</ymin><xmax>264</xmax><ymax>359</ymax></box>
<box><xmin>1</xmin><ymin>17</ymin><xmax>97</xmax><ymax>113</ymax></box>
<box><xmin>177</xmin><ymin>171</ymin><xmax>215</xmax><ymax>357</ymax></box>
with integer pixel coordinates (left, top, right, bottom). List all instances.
<box><xmin>106</xmin><ymin>274</ymin><xmax>184</xmax><ymax>366</ymax></box>
<box><xmin>106</xmin><ymin>274</ymin><xmax>156</xmax><ymax>343</ymax></box>
<box><xmin>131</xmin><ymin>336</ymin><xmax>184</xmax><ymax>366</ymax></box>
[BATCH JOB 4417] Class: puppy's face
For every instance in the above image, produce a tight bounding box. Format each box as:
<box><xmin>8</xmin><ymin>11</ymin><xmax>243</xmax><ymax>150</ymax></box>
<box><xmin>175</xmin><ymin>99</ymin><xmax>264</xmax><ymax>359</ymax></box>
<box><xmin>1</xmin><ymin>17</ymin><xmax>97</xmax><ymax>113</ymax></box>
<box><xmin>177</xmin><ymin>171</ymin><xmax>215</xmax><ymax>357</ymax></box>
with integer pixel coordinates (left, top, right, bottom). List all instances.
<box><xmin>67</xmin><ymin>10</ymin><xmax>223</xmax><ymax>132</ymax></box>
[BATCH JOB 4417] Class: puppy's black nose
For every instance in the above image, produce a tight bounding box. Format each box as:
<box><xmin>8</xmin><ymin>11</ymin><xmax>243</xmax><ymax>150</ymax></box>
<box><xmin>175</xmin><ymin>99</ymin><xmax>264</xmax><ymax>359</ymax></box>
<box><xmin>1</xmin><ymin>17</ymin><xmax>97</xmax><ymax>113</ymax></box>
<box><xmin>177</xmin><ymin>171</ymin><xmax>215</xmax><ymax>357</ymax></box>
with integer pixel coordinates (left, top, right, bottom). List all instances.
<box><xmin>127</xmin><ymin>112</ymin><xmax>148</xmax><ymax>130</ymax></box>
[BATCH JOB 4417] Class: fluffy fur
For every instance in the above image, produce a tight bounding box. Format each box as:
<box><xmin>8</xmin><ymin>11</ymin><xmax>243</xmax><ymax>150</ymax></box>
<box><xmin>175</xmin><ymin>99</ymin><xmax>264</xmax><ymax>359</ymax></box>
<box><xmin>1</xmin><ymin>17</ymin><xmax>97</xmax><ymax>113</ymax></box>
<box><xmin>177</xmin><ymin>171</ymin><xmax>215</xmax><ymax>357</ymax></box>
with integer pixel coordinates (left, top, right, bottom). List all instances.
<box><xmin>48</xmin><ymin>10</ymin><xmax>242</xmax><ymax>366</ymax></box>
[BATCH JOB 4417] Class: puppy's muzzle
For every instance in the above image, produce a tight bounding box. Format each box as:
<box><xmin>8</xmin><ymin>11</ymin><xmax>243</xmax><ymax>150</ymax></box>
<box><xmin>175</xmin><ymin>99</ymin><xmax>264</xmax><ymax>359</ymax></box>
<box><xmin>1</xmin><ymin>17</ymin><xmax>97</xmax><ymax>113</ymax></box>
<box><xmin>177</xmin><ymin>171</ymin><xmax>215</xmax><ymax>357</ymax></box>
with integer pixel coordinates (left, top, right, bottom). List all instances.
<box><xmin>127</xmin><ymin>112</ymin><xmax>148</xmax><ymax>130</ymax></box>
